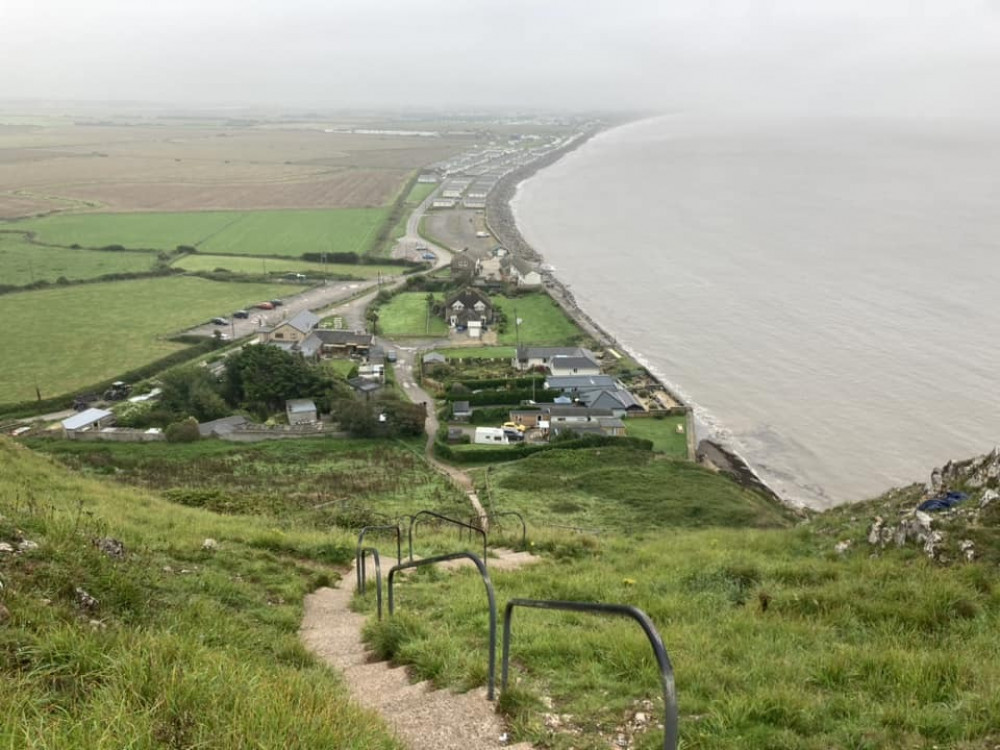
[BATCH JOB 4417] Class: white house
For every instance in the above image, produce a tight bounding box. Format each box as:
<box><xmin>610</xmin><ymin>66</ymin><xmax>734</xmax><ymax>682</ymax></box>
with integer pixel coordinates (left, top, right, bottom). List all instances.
<box><xmin>548</xmin><ymin>354</ymin><xmax>601</xmax><ymax>378</ymax></box>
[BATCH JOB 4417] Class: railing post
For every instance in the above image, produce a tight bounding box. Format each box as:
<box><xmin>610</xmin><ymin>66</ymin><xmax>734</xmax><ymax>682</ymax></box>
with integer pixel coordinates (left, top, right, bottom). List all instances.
<box><xmin>408</xmin><ymin>510</ymin><xmax>488</xmax><ymax>564</ymax></box>
<box><xmin>501</xmin><ymin>599</ymin><xmax>677</xmax><ymax>749</ymax></box>
<box><xmin>387</xmin><ymin>552</ymin><xmax>497</xmax><ymax>700</ymax></box>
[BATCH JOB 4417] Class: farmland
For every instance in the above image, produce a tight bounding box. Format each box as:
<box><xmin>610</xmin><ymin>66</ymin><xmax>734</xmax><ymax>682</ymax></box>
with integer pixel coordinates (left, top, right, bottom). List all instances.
<box><xmin>13</xmin><ymin>207</ymin><xmax>391</xmax><ymax>257</ymax></box>
<box><xmin>0</xmin><ymin>233</ymin><xmax>156</xmax><ymax>285</ymax></box>
<box><xmin>0</xmin><ymin>276</ymin><xmax>286</xmax><ymax>404</ymax></box>
<box><xmin>172</xmin><ymin>253</ymin><xmax>402</xmax><ymax>279</ymax></box>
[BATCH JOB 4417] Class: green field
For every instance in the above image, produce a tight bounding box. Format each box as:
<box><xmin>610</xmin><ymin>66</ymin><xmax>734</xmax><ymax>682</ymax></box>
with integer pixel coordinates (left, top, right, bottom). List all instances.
<box><xmin>491</xmin><ymin>293</ymin><xmax>586</xmax><ymax>346</ymax></box>
<box><xmin>0</xmin><ymin>233</ymin><xmax>156</xmax><ymax>285</ymax></box>
<box><xmin>405</xmin><ymin>182</ymin><xmax>437</xmax><ymax>204</ymax></box>
<box><xmin>172</xmin><ymin>253</ymin><xmax>401</xmax><ymax>279</ymax></box>
<box><xmin>376</xmin><ymin>292</ymin><xmax>448</xmax><ymax>337</ymax></box>
<box><xmin>0</xmin><ymin>276</ymin><xmax>287</xmax><ymax>403</ymax></box>
<box><xmin>623</xmin><ymin>415</ymin><xmax>689</xmax><ymax>458</ymax></box>
<box><xmin>12</xmin><ymin>207</ymin><xmax>391</xmax><ymax>257</ymax></box>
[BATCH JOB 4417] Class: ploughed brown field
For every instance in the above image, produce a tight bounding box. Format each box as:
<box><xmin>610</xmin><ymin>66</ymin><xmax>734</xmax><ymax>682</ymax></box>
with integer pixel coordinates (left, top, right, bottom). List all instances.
<box><xmin>0</xmin><ymin>123</ymin><xmax>468</xmax><ymax>216</ymax></box>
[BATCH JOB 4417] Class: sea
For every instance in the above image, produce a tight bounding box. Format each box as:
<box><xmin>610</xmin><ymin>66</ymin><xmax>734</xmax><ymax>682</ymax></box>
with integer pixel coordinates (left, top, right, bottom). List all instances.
<box><xmin>512</xmin><ymin>114</ymin><xmax>1000</xmax><ymax>509</ymax></box>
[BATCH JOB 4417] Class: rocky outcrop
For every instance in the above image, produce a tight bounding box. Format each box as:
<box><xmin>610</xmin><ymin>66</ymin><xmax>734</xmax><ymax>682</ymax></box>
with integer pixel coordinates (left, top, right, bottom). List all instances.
<box><xmin>865</xmin><ymin>447</ymin><xmax>999</xmax><ymax>562</ymax></box>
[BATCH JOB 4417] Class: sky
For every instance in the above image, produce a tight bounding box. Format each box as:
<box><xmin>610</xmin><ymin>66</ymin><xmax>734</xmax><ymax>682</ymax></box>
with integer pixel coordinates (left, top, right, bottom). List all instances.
<box><xmin>3</xmin><ymin>0</ymin><xmax>1000</xmax><ymax>115</ymax></box>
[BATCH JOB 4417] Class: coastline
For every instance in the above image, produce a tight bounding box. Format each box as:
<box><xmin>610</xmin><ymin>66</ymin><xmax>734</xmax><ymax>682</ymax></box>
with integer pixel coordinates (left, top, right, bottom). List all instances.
<box><xmin>487</xmin><ymin>120</ymin><xmax>793</xmax><ymax>508</ymax></box>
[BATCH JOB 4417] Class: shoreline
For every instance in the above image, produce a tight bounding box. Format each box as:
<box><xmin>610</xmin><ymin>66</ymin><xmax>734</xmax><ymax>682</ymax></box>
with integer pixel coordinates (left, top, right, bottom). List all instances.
<box><xmin>485</xmin><ymin>120</ymin><xmax>794</xmax><ymax>508</ymax></box>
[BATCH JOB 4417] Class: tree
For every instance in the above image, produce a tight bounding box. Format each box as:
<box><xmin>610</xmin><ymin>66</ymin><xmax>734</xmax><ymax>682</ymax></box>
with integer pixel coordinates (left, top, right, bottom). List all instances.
<box><xmin>223</xmin><ymin>344</ymin><xmax>326</xmax><ymax>418</ymax></box>
<box><xmin>159</xmin><ymin>366</ymin><xmax>229</xmax><ymax>423</ymax></box>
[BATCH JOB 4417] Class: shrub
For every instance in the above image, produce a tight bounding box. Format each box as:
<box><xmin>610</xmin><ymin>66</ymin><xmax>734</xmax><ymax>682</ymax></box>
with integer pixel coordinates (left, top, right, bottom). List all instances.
<box><xmin>165</xmin><ymin>417</ymin><xmax>200</xmax><ymax>443</ymax></box>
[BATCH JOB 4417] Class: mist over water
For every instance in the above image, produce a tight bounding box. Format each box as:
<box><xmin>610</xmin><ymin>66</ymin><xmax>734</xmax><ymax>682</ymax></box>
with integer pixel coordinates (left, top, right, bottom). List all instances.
<box><xmin>514</xmin><ymin>114</ymin><xmax>1000</xmax><ymax>508</ymax></box>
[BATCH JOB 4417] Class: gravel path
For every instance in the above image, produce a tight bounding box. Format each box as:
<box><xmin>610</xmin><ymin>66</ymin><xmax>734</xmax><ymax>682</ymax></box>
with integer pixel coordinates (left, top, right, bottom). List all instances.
<box><xmin>301</xmin><ymin>556</ymin><xmax>537</xmax><ymax>750</ymax></box>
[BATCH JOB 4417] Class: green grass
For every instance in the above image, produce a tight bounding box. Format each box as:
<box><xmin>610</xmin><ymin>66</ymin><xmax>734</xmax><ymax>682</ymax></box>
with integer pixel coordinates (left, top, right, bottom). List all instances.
<box><xmin>172</xmin><ymin>253</ymin><xmax>401</xmax><ymax>279</ymax></box>
<box><xmin>405</xmin><ymin>183</ymin><xmax>437</xmax><ymax>204</ymax></box>
<box><xmin>26</xmin><ymin>437</ymin><xmax>468</xmax><ymax>529</ymax></box>
<box><xmin>491</xmin><ymin>294</ymin><xmax>587</xmax><ymax>346</ymax></box>
<box><xmin>623</xmin><ymin>416</ymin><xmax>689</xmax><ymax>458</ymax></box>
<box><xmin>442</xmin><ymin>346</ymin><xmax>517</xmax><ymax>360</ymax></box>
<box><xmin>361</xmin><ymin>525</ymin><xmax>1000</xmax><ymax>749</ymax></box>
<box><xmin>0</xmin><ymin>438</ymin><xmax>403</xmax><ymax>749</ymax></box>
<box><xmin>0</xmin><ymin>277</ymin><xmax>287</xmax><ymax>404</ymax></box>
<box><xmin>12</xmin><ymin>208</ymin><xmax>391</xmax><ymax>257</ymax></box>
<box><xmin>476</xmin><ymin>446</ymin><xmax>795</xmax><ymax>533</ymax></box>
<box><xmin>376</xmin><ymin>292</ymin><xmax>448</xmax><ymax>337</ymax></box>
<box><xmin>0</xmin><ymin>233</ymin><xmax>156</xmax><ymax>285</ymax></box>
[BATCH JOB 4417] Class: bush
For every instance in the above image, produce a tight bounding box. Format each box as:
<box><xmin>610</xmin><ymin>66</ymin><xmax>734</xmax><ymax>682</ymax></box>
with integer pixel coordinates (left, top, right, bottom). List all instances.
<box><xmin>165</xmin><ymin>417</ymin><xmax>200</xmax><ymax>443</ymax></box>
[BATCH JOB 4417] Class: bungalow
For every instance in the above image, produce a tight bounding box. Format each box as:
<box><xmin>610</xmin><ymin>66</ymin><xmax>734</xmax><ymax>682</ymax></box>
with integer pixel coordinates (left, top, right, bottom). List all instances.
<box><xmin>299</xmin><ymin>329</ymin><xmax>372</xmax><ymax>359</ymax></box>
<box><xmin>422</xmin><ymin>351</ymin><xmax>447</xmax><ymax>365</ymax></box>
<box><xmin>551</xmin><ymin>417</ymin><xmax>625</xmax><ymax>439</ymax></box>
<box><xmin>443</xmin><ymin>288</ymin><xmax>494</xmax><ymax>334</ymax></box>
<box><xmin>198</xmin><ymin>415</ymin><xmax>249</xmax><ymax>438</ymax></box>
<box><xmin>348</xmin><ymin>377</ymin><xmax>382</xmax><ymax>398</ymax></box>
<box><xmin>260</xmin><ymin>310</ymin><xmax>320</xmax><ymax>345</ymax></box>
<box><xmin>545</xmin><ymin>375</ymin><xmax>622</xmax><ymax>394</ymax></box>
<box><xmin>514</xmin><ymin>346</ymin><xmax>597</xmax><ymax>371</ymax></box>
<box><xmin>543</xmin><ymin>405</ymin><xmax>615</xmax><ymax>424</ymax></box>
<box><xmin>548</xmin><ymin>354</ymin><xmax>601</xmax><ymax>378</ymax></box>
<box><xmin>61</xmin><ymin>408</ymin><xmax>114</xmax><ymax>437</ymax></box>
<box><xmin>578</xmin><ymin>388</ymin><xmax>644</xmax><ymax>416</ymax></box>
<box><xmin>286</xmin><ymin>399</ymin><xmax>318</xmax><ymax>425</ymax></box>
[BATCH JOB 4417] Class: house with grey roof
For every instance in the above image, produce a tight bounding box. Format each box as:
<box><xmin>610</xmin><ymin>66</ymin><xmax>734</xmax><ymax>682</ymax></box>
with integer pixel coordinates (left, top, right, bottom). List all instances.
<box><xmin>543</xmin><ymin>405</ymin><xmax>615</xmax><ymax>424</ymax></box>
<box><xmin>198</xmin><ymin>415</ymin><xmax>250</xmax><ymax>438</ymax></box>
<box><xmin>422</xmin><ymin>351</ymin><xmax>447</xmax><ymax>365</ymax></box>
<box><xmin>548</xmin><ymin>354</ymin><xmax>601</xmax><ymax>377</ymax></box>
<box><xmin>260</xmin><ymin>309</ymin><xmax>320</xmax><ymax>346</ymax></box>
<box><xmin>443</xmin><ymin>288</ymin><xmax>494</xmax><ymax>337</ymax></box>
<box><xmin>514</xmin><ymin>346</ymin><xmax>597</xmax><ymax>371</ymax></box>
<box><xmin>545</xmin><ymin>375</ymin><xmax>622</xmax><ymax>394</ymax></box>
<box><xmin>578</xmin><ymin>389</ymin><xmax>645</xmax><ymax>416</ymax></box>
<box><xmin>300</xmin><ymin>329</ymin><xmax>372</xmax><ymax>359</ymax></box>
<box><xmin>508</xmin><ymin>256</ymin><xmax>543</xmax><ymax>287</ymax></box>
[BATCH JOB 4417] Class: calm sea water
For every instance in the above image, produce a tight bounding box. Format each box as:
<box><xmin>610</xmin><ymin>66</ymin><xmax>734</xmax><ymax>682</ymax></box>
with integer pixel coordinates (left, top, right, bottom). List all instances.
<box><xmin>513</xmin><ymin>115</ymin><xmax>1000</xmax><ymax>508</ymax></box>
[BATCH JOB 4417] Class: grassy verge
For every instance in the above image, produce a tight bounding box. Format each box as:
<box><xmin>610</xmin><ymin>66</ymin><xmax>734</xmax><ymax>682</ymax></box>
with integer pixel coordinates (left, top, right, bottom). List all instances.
<box><xmin>0</xmin><ymin>439</ymin><xmax>402</xmax><ymax>749</ymax></box>
<box><xmin>441</xmin><ymin>346</ymin><xmax>517</xmax><ymax>360</ymax></box>
<box><xmin>0</xmin><ymin>277</ymin><xmax>287</xmax><ymax>404</ymax></box>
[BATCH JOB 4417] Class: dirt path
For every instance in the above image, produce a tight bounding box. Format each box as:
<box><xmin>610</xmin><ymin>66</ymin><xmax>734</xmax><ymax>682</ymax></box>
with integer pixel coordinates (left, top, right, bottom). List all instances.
<box><xmin>301</xmin><ymin>559</ymin><xmax>535</xmax><ymax>750</ymax></box>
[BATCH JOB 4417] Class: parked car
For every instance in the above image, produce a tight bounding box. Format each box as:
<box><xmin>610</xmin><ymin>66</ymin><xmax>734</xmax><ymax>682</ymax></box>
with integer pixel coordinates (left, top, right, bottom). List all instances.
<box><xmin>269</xmin><ymin>299</ymin><xmax>284</xmax><ymax>307</ymax></box>
<box><xmin>211</xmin><ymin>317</ymin><xmax>229</xmax><ymax>326</ymax></box>
<box><xmin>256</xmin><ymin>301</ymin><xmax>274</xmax><ymax>310</ymax></box>
<box><xmin>233</xmin><ymin>310</ymin><xmax>250</xmax><ymax>319</ymax></box>
<box><xmin>284</xmin><ymin>272</ymin><xmax>306</xmax><ymax>280</ymax></box>
<box><xmin>386</xmin><ymin>349</ymin><xmax>398</xmax><ymax>363</ymax></box>
<box><xmin>421</xmin><ymin>252</ymin><xmax>436</xmax><ymax>261</ymax></box>
<box><xmin>502</xmin><ymin>422</ymin><xmax>527</xmax><ymax>433</ymax></box>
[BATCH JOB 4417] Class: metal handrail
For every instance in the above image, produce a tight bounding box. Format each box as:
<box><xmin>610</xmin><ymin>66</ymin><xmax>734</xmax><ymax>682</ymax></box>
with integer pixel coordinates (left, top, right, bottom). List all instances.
<box><xmin>469</xmin><ymin>511</ymin><xmax>527</xmax><ymax>548</ymax></box>
<box><xmin>387</xmin><ymin>552</ymin><xmax>497</xmax><ymax>700</ymax></box>
<box><xmin>501</xmin><ymin>599</ymin><xmax>677</xmax><ymax>750</ymax></box>
<box><xmin>408</xmin><ymin>510</ymin><xmax>487</xmax><ymax>563</ymax></box>
<box><xmin>356</xmin><ymin>524</ymin><xmax>402</xmax><ymax>592</ymax></box>
<box><xmin>358</xmin><ymin>546</ymin><xmax>384</xmax><ymax>620</ymax></box>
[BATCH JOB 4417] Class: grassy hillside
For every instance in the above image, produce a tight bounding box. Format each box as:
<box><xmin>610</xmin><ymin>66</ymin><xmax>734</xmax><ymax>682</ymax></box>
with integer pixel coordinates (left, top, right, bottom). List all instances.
<box><xmin>0</xmin><ymin>438</ymin><xmax>401</xmax><ymax>749</ymax></box>
<box><xmin>477</xmin><ymin>446</ymin><xmax>795</xmax><ymax>532</ymax></box>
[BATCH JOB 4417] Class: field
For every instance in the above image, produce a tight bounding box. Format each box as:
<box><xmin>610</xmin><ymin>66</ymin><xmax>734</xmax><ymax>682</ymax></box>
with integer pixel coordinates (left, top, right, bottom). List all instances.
<box><xmin>0</xmin><ymin>276</ymin><xmax>287</xmax><ymax>403</ymax></box>
<box><xmin>491</xmin><ymin>293</ymin><xmax>587</xmax><ymax>346</ymax></box>
<box><xmin>0</xmin><ymin>232</ymin><xmax>156</xmax><ymax>285</ymax></box>
<box><xmin>442</xmin><ymin>346</ymin><xmax>517</xmax><ymax>360</ymax></box>
<box><xmin>13</xmin><ymin>207</ymin><xmax>391</xmax><ymax>257</ymax></box>
<box><xmin>623</xmin><ymin>415</ymin><xmax>689</xmax><ymax>458</ymax></box>
<box><xmin>0</xmin><ymin>121</ymin><xmax>469</xmax><ymax>216</ymax></box>
<box><xmin>376</xmin><ymin>292</ymin><xmax>449</xmax><ymax>337</ymax></box>
<box><xmin>172</xmin><ymin>253</ymin><xmax>401</xmax><ymax>279</ymax></box>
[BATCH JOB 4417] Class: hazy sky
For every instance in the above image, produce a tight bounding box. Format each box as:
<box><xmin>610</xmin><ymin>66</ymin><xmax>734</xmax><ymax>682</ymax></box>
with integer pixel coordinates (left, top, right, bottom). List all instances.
<box><xmin>3</xmin><ymin>0</ymin><xmax>1000</xmax><ymax>115</ymax></box>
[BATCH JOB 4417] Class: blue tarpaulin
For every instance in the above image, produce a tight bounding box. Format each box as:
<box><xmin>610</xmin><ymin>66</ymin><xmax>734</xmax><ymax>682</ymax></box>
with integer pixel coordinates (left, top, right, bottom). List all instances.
<box><xmin>917</xmin><ymin>492</ymin><xmax>968</xmax><ymax>512</ymax></box>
